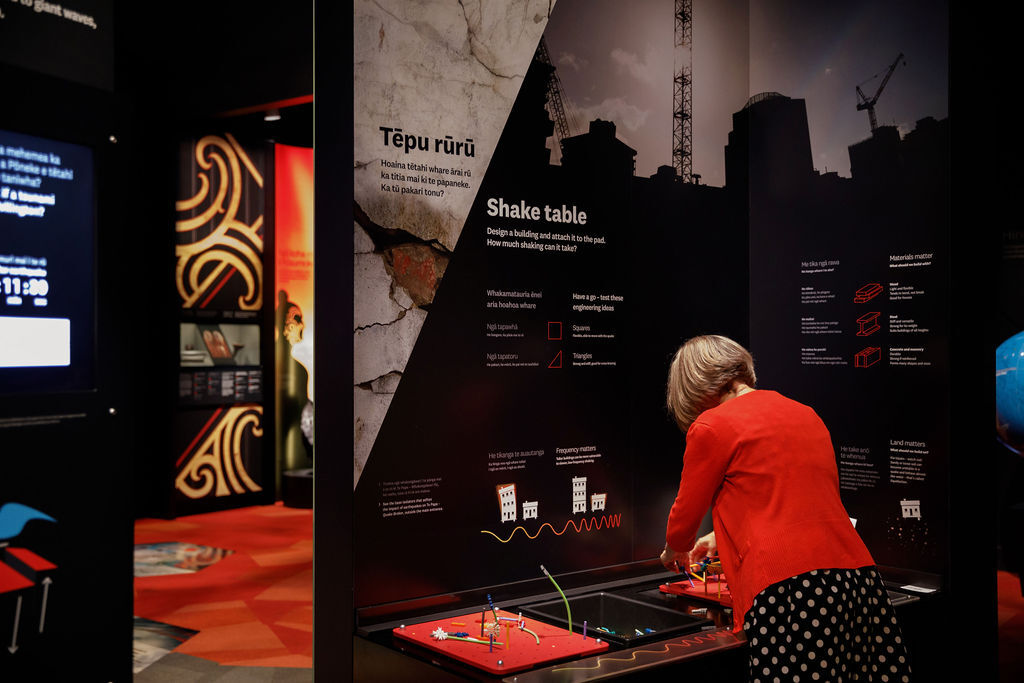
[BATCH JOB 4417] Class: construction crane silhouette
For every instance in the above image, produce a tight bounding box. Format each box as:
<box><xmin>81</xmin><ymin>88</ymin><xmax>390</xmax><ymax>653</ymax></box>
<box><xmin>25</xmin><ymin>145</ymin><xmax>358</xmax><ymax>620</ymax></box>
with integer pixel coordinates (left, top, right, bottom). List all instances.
<box><xmin>856</xmin><ymin>52</ymin><xmax>906</xmax><ymax>133</ymax></box>
<box><xmin>536</xmin><ymin>37</ymin><xmax>578</xmax><ymax>151</ymax></box>
<box><xmin>673</xmin><ymin>0</ymin><xmax>693</xmax><ymax>182</ymax></box>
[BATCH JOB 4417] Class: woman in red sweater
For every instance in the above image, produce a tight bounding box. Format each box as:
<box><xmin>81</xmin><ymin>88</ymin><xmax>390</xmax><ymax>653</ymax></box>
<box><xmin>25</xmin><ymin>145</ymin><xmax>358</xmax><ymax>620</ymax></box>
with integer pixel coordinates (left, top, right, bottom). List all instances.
<box><xmin>660</xmin><ymin>335</ymin><xmax>911</xmax><ymax>682</ymax></box>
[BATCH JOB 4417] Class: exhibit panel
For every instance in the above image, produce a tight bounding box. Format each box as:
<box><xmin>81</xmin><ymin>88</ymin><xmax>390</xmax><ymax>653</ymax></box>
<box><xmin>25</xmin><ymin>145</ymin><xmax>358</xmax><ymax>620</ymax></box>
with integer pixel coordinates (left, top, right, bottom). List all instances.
<box><xmin>0</xmin><ymin>124</ymin><xmax>112</xmax><ymax>676</ymax></box>
<box><xmin>274</xmin><ymin>143</ymin><xmax>315</xmax><ymax>505</ymax></box>
<box><xmin>748</xmin><ymin>168</ymin><xmax>950</xmax><ymax>579</ymax></box>
<box><xmin>744</xmin><ymin>21</ymin><xmax>950</xmax><ymax>581</ymax></box>
<box><xmin>0</xmin><ymin>8</ymin><xmax>135</xmax><ymax>673</ymax></box>
<box><xmin>342</xmin><ymin>0</ymin><xmax>964</xmax><ymax>680</ymax></box>
<box><xmin>352</xmin><ymin>0</ymin><xmax>749</xmax><ymax>614</ymax></box>
<box><xmin>171</xmin><ymin>134</ymin><xmax>275</xmax><ymax>515</ymax></box>
<box><xmin>1</xmin><ymin>1</ymin><xmax>319</xmax><ymax>679</ymax></box>
<box><xmin>349</xmin><ymin>3</ymin><xmax>748</xmax><ymax>679</ymax></box>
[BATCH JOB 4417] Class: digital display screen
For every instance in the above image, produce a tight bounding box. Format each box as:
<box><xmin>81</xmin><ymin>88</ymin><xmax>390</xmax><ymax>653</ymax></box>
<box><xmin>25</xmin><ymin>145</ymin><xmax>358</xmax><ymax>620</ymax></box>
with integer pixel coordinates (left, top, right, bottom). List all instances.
<box><xmin>0</xmin><ymin>128</ymin><xmax>95</xmax><ymax>394</ymax></box>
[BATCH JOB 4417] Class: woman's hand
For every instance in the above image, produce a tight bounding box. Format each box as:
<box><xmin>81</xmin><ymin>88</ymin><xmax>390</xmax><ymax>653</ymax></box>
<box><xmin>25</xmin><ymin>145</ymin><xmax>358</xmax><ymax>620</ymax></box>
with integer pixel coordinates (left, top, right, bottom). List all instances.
<box><xmin>688</xmin><ymin>531</ymin><xmax>717</xmax><ymax>567</ymax></box>
<box><xmin>660</xmin><ymin>543</ymin><xmax>688</xmax><ymax>572</ymax></box>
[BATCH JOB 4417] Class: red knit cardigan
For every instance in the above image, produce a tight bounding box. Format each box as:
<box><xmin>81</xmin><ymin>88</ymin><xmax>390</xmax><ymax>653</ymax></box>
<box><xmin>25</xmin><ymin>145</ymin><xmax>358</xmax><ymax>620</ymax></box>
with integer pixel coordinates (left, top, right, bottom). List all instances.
<box><xmin>665</xmin><ymin>390</ymin><xmax>874</xmax><ymax>633</ymax></box>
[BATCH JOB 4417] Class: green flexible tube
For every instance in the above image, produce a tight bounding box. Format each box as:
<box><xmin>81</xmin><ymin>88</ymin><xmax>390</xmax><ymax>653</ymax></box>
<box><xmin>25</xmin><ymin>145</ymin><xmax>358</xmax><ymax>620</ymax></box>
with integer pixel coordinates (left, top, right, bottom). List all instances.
<box><xmin>540</xmin><ymin>564</ymin><xmax>572</xmax><ymax>634</ymax></box>
<box><xmin>520</xmin><ymin>626</ymin><xmax>541</xmax><ymax>645</ymax></box>
<box><xmin>448</xmin><ymin>635</ymin><xmax>494</xmax><ymax>645</ymax></box>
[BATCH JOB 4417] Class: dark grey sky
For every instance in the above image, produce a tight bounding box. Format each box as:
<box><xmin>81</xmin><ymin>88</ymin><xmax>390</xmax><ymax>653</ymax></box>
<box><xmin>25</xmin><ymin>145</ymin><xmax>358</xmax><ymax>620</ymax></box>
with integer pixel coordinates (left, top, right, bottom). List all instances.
<box><xmin>544</xmin><ymin>0</ymin><xmax>948</xmax><ymax>186</ymax></box>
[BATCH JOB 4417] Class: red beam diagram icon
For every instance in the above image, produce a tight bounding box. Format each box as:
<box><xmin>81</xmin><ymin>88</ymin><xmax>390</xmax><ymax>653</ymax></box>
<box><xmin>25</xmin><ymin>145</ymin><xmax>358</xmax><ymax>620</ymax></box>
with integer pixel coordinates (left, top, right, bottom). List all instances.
<box><xmin>854</xmin><ymin>283</ymin><xmax>883</xmax><ymax>303</ymax></box>
<box><xmin>854</xmin><ymin>347</ymin><xmax>881</xmax><ymax>368</ymax></box>
<box><xmin>856</xmin><ymin>311</ymin><xmax>881</xmax><ymax>336</ymax></box>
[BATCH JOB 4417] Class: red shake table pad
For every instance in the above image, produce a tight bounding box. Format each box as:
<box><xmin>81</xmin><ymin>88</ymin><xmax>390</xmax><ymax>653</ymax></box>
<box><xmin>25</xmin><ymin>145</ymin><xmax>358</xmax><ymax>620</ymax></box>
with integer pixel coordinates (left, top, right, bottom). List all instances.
<box><xmin>392</xmin><ymin>608</ymin><xmax>609</xmax><ymax>675</ymax></box>
<box><xmin>659</xmin><ymin>576</ymin><xmax>733</xmax><ymax>606</ymax></box>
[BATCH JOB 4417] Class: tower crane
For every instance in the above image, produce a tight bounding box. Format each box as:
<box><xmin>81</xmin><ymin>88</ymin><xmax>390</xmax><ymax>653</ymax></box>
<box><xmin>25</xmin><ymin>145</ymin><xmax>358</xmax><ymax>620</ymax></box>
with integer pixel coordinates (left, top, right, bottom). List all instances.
<box><xmin>673</xmin><ymin>0</ymin><xmax>693</xmax><ymax>182</ymax></box>
<box><xmin>536</xmin><ymin>37</ymin><xmax>578</xmax><ymax>149</ymax></box>
<box><xmin>856</xmin><ymin>52</ymin><xmax>906</xmax><ymax>133</ymax></box>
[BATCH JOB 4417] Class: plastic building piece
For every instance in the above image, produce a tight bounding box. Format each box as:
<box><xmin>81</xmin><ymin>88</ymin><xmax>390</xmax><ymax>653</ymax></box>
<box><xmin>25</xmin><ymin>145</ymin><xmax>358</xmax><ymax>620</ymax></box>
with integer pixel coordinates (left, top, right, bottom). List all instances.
<box><xmin>520</xmin><ymin>624</ymin><xmax>541</xmax><ymax>645</ymax></box>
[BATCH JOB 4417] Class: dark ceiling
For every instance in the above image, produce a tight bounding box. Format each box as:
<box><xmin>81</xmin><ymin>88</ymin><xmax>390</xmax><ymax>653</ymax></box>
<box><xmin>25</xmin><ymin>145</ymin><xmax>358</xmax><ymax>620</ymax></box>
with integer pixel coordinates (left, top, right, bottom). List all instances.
<box><xmin>115</xmin><ymin>0</ymin><xmax>313</xmax><ymax>146</ymax></box>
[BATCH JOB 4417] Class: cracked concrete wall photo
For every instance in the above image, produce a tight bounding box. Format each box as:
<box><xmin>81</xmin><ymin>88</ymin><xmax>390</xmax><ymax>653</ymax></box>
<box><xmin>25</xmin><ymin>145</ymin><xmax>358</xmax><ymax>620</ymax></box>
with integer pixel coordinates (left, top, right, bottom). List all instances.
<box><xmin>353</xmin><ymin>0</ymin><xmax>554</xmax><ymax>487</ymax></box>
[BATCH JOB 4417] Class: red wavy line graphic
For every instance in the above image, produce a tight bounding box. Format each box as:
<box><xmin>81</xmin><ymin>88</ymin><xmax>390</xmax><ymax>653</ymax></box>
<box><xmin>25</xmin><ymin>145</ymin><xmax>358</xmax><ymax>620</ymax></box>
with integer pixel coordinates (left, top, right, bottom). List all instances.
<box><xmin>480</xmin><ymin>514</ymin><xmax>622</xmax><ymax>543</ymax></box>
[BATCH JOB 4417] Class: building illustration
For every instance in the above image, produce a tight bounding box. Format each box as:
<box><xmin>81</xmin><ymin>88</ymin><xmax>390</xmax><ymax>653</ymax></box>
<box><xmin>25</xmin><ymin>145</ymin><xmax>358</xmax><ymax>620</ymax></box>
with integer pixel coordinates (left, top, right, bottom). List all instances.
<box><xmin>572</xmin><ymin>476</ymin><xmax>587</xmax><ymax>514</ymax></box>
<box><xmin>496</xmin><ymin>483</ymin><xmax>517</xmax><ymax>523</ymax></box>
<box><xmin>900</xmin><ymin>499</ymin><xmax>921</xmax><ymax>519</ymax></box>
<box><xmin>522</xmin><ymin>501</ymin><xmax>538</xmax><ymax>520</ymax></box>
<box><xmin>591</xmin><ymin>493</ymin><xmax>606</xmax><ymax>512</ymax></box>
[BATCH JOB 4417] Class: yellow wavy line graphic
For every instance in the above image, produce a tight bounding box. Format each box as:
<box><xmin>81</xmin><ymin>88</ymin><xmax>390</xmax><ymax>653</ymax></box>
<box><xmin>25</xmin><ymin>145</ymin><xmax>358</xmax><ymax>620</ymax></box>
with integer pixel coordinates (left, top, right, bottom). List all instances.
<box><xmin>480</xmin><ymin>514</ymin><xmax>622</xmax><ymax>543</ymax></box>
<box><xmin>550</xmin><ymin>632</ymin><xmax>734</xmax><ymax>672</ymax></box>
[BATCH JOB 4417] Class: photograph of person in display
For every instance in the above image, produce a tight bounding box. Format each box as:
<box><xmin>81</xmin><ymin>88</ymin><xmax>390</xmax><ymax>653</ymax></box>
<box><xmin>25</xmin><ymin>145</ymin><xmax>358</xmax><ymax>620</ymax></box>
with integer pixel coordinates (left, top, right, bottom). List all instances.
<box><xmin>660</xmin><ymin>335</ymin><xmax>911</xmax><ymax>682</ymax></box>
<box><xmin>201</xmin><ymin>328</ymin><xmax>233</xmax><ymax>359</ymax></box>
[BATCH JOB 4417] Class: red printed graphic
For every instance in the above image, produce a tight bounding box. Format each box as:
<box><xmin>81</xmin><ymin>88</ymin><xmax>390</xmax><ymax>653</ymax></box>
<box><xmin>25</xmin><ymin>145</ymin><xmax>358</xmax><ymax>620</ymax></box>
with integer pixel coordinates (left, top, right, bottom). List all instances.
<box><xmin>548</xmin><ymin>321</ymin><xmax>562</xmax><ymax>340</ymax></box>
<box><xmin>854</xmin><ymin>283</ymin><xmax>883</xmax><ymax>303</ymax></box>
<box><xmin>0</xmin><ymin>502</ymin><xmax>59</xmax><ymax>657</ymax></box>
<box><xmin>548</xmin><ymin>350</ymin><xmax>562</xmax><ymax>369</ymax></box>
<box><xmin>856</xmin><ymin>311</ymin><xmax>881</xmax><ymax>336</ymax></box>
<box><xmin>854</xmin><ymin>347</ymin><xmax>881</xmax><ymax>367</ymax></box>
<box><xmin>480</xmin><ymin>513</ymin><xmax>623</xmax><ymax>543</ymax></box>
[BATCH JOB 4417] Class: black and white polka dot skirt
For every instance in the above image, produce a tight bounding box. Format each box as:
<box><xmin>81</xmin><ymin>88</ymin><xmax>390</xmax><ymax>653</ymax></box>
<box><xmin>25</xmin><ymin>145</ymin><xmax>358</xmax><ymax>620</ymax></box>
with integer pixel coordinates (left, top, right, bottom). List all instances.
<box><xmin>743</xmin><ymin>567</ymin><xmax>911</xmax><ymax>682</ymax></box>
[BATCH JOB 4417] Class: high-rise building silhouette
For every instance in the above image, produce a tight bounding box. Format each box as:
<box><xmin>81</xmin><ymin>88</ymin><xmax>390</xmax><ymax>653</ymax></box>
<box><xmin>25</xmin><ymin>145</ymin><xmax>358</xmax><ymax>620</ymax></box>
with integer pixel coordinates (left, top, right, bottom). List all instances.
<box><xmin>725</xmin><ymin>92</ymin><xmax>815</xmax><ymax>197</ymax></box>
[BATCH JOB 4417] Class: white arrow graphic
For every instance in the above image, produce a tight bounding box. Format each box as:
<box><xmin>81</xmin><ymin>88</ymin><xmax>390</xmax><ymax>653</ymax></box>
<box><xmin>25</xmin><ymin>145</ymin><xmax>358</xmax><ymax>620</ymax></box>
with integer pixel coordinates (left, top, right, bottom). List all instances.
<box><xmin>8</xmin><ymin>594</ymin><xmax>21</xmax><ymax>654</ymax></box>
<box><xmin>39</xmin><ymin>577</ymin><xmax>52</xmax><ymax>633</ymax></box>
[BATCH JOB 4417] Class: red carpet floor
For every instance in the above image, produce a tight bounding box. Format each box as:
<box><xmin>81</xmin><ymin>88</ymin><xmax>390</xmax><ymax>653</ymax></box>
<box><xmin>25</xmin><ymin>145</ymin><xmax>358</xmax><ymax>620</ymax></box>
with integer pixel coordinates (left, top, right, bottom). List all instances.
<box><xmin>999</xmin><ymin>570</ymin><xmax>1024</xmax><ymax>681</ymax></box>
<box><xmin>134</xmin><ymin>503</ymin><xmax>313</xmax><ymax>668</ymax></box>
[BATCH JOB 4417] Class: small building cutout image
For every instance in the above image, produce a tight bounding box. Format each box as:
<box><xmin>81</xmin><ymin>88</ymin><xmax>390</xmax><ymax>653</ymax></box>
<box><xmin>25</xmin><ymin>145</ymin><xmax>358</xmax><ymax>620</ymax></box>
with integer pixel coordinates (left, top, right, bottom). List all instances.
<box><xmin>591</xmin><ymin>493</ymin><xmax>606</xmax><ymax>512</ymax></box>
<box><xmin>496</xmin><ymin>483</ymin><xmax>517</xmax><ymax>523</ymax></box>
<box><xmin>522</xmin><ymin>501</ymin><xmax>538</xmax><ymax>520</ymax></box>
<box><xmin>900</xmin><ymin>499</ymin><xmax>921</xmax><ymax>519</ymax></box>
<box><xmin>572</xmin><ymin>476</ymin><xmax>587</xmax><ymax>514</ymax></box>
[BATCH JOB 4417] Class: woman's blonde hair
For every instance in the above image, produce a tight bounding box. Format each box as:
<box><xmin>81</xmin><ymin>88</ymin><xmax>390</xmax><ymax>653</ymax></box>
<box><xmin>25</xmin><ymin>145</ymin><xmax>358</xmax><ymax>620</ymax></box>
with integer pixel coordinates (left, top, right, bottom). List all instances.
<box><xmin>666</xmin><ymin>335</ymin><xmax>756</xmax><ymax>431</ymax></box>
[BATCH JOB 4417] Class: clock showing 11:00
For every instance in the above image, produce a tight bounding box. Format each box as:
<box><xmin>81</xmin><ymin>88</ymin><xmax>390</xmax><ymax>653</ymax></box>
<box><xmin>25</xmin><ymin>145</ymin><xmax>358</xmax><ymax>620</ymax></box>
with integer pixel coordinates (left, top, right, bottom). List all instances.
<box><xmin>1</xmin><ymin>275</ymin><xmax>50</xmax><ymax>307</ymax></box>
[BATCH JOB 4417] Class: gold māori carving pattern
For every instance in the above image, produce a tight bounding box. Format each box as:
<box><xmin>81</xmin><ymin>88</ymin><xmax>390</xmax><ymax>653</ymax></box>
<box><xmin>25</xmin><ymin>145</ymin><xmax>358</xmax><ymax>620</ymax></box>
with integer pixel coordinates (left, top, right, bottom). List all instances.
<box><xmin>175</xmin><ymin>406</ymin><xmax>264</xmax><ymax>499</ymax></box>
<box><xmin>175</xmin><ymin>133</ymin><xmax>264</xmax><ymax>310</ymax></box>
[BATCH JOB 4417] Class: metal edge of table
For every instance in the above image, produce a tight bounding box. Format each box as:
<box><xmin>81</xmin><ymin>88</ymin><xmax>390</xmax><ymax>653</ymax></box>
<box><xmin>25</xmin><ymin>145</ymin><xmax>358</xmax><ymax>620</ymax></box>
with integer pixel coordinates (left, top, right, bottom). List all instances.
<box><xmin>500</xmin><ymin>627</ymin><xmax>747</xmax><ymax>682</ymax></box>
